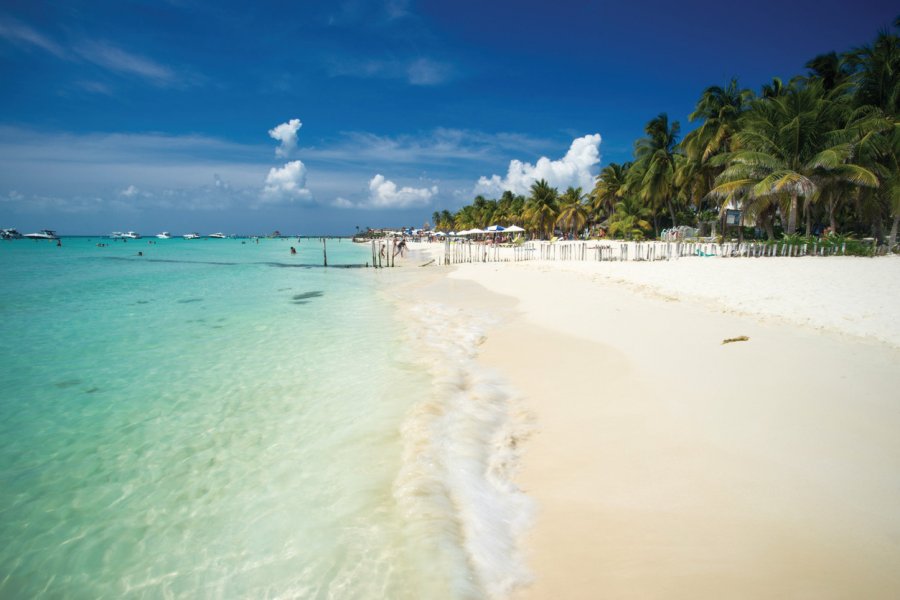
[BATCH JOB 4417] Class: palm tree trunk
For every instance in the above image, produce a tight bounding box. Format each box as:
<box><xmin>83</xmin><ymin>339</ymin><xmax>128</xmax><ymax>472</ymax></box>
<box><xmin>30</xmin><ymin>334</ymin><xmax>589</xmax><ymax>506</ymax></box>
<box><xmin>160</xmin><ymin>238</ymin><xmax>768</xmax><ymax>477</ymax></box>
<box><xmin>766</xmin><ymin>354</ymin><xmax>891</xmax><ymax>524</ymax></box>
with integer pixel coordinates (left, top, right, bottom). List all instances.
<box><xmin>828</xmin><ymin>197</ymin><xmax>837</xmax><ymax>234</ymax></box>
<box><xmin>888</xmin><ymin>213</ymin><xmax>899</xmax><ymax>251</ymax></box>
<box><xmin>804</xmin><ymin>197</ymin><xmax>812</xmax><ymax>237</ymax></box>
<box><xmin>667</xmin><ymin>198</ymin><xmax>677</xmax><ymax>227</ymax></box>
<box><xmin>764</xmin><ymin>212</ymin><xmax>775</xmax><ymax>241</ymax></box>
<box><xmin>787</xmin><ymin>193</ymin><xmax>799</xmax><ymax>235</ymax></box>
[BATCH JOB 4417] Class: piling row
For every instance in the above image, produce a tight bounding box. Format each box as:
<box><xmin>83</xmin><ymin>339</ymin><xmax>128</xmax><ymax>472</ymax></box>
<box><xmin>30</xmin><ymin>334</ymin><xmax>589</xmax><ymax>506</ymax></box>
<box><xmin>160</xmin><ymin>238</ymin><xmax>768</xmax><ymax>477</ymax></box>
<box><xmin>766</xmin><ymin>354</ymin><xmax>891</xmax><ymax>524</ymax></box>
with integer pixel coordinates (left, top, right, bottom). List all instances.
<box><xmin>440</xmin><ymin>239</ymin><xmax>857</xmax><ymax>266</ymax></box>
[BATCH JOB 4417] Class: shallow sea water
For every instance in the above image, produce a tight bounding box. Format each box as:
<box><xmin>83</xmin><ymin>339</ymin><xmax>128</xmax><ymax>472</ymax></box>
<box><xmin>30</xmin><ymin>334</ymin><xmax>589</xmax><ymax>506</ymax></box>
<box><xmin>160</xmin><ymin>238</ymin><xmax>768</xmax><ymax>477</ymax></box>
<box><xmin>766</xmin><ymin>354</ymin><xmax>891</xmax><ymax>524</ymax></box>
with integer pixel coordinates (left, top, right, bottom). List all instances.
<box><xmin>0</xmin><ymin>237</ymin><xmax>458</xmax><ymax>598</ymax></box>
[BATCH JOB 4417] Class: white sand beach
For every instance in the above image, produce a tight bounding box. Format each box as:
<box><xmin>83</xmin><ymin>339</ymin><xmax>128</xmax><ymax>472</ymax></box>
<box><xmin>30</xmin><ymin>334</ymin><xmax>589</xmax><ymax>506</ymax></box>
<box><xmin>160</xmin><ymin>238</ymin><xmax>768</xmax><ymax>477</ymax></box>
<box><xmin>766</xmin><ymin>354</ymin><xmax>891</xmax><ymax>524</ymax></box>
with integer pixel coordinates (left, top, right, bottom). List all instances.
<box><xmin>395</xmin><ymin>246</ymin><xmax>900</xmax><ymax>598</ymax></box>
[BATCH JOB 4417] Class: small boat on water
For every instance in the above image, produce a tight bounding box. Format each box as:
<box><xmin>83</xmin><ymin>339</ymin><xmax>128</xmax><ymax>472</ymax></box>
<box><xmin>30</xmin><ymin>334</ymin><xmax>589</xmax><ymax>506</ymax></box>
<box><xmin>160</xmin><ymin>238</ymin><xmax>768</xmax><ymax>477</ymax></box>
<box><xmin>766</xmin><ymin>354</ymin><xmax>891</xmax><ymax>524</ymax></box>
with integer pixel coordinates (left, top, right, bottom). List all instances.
<box><xmin>122</xmin><ymin>231</ymin><xmax>141</xmax><ymax>239</ymax></box>
<box><xmin>183</xmin><ymin>232</ymin><xmax>200</xmax><ymax>240</ymax></box>
<box><xmin>1</xmin><ymin>228</ymin><xmax>23</xmax><ymax>239</ymax></box>
<box><xmin>24</xmin><ymin>229</ymin><xmax>58</xmax><ymax>240</ymax></box>
<box><xmin>111</xmin><ymin>231</ymin><xmax>125</xmax><ymax>239</ymax></box>
<box><xmin>156</xmin><ymin>232</ymin><xmax>172</xmax><ymax>239</ymax></box>
<box><xmin>208</xmin><ymin>232</ymin><xmax>227</xmax><ymax>239</ymax></box>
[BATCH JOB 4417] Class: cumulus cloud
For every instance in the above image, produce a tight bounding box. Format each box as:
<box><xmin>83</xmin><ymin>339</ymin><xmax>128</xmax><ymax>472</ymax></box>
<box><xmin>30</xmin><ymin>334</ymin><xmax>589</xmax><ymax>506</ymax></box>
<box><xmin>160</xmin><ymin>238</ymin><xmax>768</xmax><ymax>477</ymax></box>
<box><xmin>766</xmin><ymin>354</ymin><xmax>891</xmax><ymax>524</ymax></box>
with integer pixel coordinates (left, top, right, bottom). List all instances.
<box><xmin>367</xmin><ymin>174</ymin><xmax>437</xmax><ymax>208</ymax></box>
<box><xmin>120</xmin><ymin>184</ymin><xmax>139</xmax><ymax>197</ymax></box>
<box><xmin>261</xmin><ymin>160</ymin><xmax>312</xmax><ymax>203</ymax></box>
<box><xmin>332</xmin><ymin>197</ymin><xmax>355</xmax><ymax>209</ymax></box>
<box><xmin>268</xmin><ymin>118</ymin><xmax>303</xmax><ymax>158</ymax></box>
<box><xmin>474</xmin><ymin>134</ymin><xmax>602</xmax><ymax>196</ymax></box>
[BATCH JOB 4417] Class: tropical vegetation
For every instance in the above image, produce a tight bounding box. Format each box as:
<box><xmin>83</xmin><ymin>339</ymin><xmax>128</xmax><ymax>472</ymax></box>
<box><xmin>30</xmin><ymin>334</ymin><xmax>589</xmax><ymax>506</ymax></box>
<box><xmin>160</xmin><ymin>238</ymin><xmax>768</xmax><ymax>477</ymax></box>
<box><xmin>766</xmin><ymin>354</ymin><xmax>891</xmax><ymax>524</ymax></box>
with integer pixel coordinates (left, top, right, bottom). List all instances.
<box><xmin>431</xmin><ymin>19</ymin><xmax>899</xmax><ymax>249</ymax></box>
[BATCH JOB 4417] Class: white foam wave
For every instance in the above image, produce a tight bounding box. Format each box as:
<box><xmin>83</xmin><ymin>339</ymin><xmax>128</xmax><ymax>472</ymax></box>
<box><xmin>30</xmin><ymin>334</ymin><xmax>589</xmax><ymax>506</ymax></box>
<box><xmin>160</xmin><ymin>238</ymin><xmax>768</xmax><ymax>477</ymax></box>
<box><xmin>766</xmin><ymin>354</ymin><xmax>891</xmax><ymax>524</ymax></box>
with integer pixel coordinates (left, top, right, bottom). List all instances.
<box><xmin>393</xmin><ymin>304</ymin><xmax>534</xmax><ymax>599</ymax></box>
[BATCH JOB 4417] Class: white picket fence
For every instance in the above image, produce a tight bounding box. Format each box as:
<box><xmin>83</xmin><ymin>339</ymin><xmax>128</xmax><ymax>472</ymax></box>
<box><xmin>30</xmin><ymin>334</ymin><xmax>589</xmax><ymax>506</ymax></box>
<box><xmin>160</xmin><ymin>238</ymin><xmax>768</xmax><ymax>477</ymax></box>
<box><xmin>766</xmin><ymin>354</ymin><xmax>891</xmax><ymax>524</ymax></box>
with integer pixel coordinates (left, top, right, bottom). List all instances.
<box><xmin>441</xmin><ymin>239</ymin><xmax>852</xmax><ymax>265</ymax></box>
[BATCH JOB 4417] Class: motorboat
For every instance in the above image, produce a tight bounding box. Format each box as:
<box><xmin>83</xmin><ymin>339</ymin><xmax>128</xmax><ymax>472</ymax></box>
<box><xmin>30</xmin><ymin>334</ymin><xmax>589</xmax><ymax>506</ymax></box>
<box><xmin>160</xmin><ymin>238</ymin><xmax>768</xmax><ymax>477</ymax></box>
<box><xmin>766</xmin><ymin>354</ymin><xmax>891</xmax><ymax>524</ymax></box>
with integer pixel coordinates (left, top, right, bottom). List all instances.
<box><xmin>183</xmin><ymin>232</ymin><xmax>200</xmax><ymax>240</ymax></box>
<box><xmin>1</xmin><ymin>228</ymin><xmax>23</xmax><ymax>239</ymax></box>
<box><xmin>24</xmin><ymin>229</ymin><xmax>58</xmax><ymax>240</ymax></box>
<box><xmin>122</xmin><ymin>231</ymin><xmax>141</xmax><ymax>239</ymax></box>
<box><xmin>156</xmin><ymin>232</ymin><xmax>172</xmax><ymax>239</ymax></box>
<box><xmin>111</xmin><ymin>231</ymin><xmax>125</xmax><ymax>239</ymax></box>
<box><xmin>208</xmin><ymin>232</ymin><xmax>227</xmax><ymax>239</ymax></box>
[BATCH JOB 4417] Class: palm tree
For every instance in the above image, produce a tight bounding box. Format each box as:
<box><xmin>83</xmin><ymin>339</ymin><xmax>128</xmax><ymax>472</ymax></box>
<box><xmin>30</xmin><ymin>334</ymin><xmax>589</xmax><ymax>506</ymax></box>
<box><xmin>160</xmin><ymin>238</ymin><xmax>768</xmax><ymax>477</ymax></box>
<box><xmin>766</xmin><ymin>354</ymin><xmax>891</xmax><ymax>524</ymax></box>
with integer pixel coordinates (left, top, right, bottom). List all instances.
<box><xmin>711</xmin><ymin>80</ymin><xmax>880</xmax><ymax>235</ymax></box>
<box><xmin>684</xmin><ymin>78</ymin><xmax>753</xmax><ymax>161</ymax></box>
<box><xmin>805</xmin><ymin>51</ymin><xmax>854</xmax><ymax>91</ymax></box>
<box><xmin>846</xmin><ymin>27</ymin><xmax>900</xmax><ymax>115</ymax></box>
<box><xmin>761</xmin><ymin>77</ymin><xmax>786</xmax><ymax>99</ymax></box>
<box><xmin>524</xmin><ymin>179</ymin><xmax>559</xmax><ymax>239</ymax></box>
<box><xmin>679</xmin><ymin>79</ymin><xmax>752</xmax><ymax>222</ymax></box>
<box><xmin>608</xmin><ymin>195</ymin><xmax>653</xmax><ymax>240</ymax></box>
<box><xmin>591</xmin><ymin>162</ymin><xmax>629</xmax><ymax>226</ymax></box>
<box><xmin>632</xmin><ymin>113</ymin><xmax>681</xmax><ymax>228</ymax></box>
<box><xmin>555</xmin><ymin>187</ymin><xmax>589</xmax><ymax>238</ymax></box>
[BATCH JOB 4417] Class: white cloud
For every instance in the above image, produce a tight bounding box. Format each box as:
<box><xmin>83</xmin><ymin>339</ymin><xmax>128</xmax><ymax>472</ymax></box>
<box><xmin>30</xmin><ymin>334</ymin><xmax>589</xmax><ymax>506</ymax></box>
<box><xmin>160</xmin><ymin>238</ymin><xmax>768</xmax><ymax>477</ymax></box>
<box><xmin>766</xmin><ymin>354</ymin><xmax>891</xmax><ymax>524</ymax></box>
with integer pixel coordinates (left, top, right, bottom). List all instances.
<box><xmin>261</xmin><ymin>160</ymin><xmax>312</xmax><ymax>203</ymax></box>
<box><xmin>332</xmin><ymin>196</ymin><xmax>355</xmax><ymax>209</ymax></box>
<box><xmin>367</xmin><ymin>174</ymin><xmax>436</xmax><ymax>208</ymax></box>
<box><xmin>0</xmin><ymin>18</ymin><xmax>66</xmax><ymax>57</ymax></box>
<box><xmin>120</xmin><ymin>184</ymin><xmax>139</xmax><ymax>197</ymax></box>
<box><xmin>474</xmin><ymin>134</ymin><xmax>602</xmax><ymax>196</ymax></box>
<box><xmin>75</xmin><ymin>41</ymin><xmax>176</xmax><ymax>86</ymax></box>
<box><xmin>326</xmin><ymin>56</ymin><xmax>453</xmax><ymax>86</ymax></box>
<box><xmin>406</xmin><ymin>58</ymin><xmax>452</xmax><ymax>86</ymax></box>
<box><xmin>268</xmin><ymin>118</ymin><xmax>303</xmax><ymax>158</ymax></box>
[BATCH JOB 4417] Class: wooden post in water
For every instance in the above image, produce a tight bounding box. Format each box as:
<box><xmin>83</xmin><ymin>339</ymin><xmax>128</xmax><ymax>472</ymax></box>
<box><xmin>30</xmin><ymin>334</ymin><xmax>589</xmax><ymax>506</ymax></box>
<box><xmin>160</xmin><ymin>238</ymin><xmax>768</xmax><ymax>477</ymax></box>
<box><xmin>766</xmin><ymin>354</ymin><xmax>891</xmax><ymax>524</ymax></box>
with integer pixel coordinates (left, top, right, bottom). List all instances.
<box><xmin>322</xmin><ymin>238</ymin><xmax>328</xmax><ymax>267</ymax></box>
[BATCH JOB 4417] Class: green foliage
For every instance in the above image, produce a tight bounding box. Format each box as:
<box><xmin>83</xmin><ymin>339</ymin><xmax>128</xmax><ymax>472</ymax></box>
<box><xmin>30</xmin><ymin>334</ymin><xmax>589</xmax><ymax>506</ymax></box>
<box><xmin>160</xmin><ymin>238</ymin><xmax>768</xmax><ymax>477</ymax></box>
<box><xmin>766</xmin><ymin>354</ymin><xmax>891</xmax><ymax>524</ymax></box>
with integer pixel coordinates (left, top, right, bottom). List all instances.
<box><xmin>431</xmin><ymin>22</ymin><xmax>897</xmax><ymax>246</ymax></box>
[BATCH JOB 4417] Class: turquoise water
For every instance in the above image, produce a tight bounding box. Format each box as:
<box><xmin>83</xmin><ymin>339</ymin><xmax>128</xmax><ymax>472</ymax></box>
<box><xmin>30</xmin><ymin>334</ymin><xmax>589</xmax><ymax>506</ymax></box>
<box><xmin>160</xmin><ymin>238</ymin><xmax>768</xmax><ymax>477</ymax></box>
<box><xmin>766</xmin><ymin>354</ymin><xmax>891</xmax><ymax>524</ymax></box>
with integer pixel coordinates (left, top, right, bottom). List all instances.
<box><xmin>0</xmin><ymin>237</ymin><xmax>462</xmax><ymax>598</ymax></box>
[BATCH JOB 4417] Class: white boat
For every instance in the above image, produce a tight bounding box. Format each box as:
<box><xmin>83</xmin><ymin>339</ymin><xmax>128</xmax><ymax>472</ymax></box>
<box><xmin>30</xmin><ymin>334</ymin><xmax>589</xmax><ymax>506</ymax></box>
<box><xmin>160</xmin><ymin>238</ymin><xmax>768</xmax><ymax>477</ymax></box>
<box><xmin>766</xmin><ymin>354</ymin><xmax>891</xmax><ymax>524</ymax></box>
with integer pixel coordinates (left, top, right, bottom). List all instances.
<box><xmin>1</xmin><ymin>228</ymin><xmax>23</xmax><ymax>239</ymax></box>
<box><xmin>24</xmin><ymin>229</ymin><xmax>58</xmax><ymax>240</ymax></box>
<box><xmin>122</xmin><ymin>231</ymin><xmax>141</xmax><ymax>239</ymax></box>
<box><xmin>183</xmin><ymin>232</ymin><xmax>200</xmax><ymax>240</ymax></box>
<box><xmin>156</xmin><ymin>232</ymin><xmax>172</xmax><ymax>239</ymax></box>
<box><xmin>111</xmin><ymin>231</ymin><xmax>125</xmax><ymax>239</ymax></box>
<box><xmin>208</xmin><ymin>232</ymin><xmax>227</xmax><ymax>239</ymax></box>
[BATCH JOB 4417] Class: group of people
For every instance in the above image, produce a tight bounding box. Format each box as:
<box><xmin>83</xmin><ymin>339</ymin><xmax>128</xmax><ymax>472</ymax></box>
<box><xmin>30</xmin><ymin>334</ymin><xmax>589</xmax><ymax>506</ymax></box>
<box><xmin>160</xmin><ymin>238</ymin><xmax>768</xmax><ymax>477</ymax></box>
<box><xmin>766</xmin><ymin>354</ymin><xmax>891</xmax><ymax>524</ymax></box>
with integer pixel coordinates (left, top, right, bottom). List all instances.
<box><xmin>377</xmin><ymin>238</ymin><xmax>407</xmax><ymax>259</ymax></box>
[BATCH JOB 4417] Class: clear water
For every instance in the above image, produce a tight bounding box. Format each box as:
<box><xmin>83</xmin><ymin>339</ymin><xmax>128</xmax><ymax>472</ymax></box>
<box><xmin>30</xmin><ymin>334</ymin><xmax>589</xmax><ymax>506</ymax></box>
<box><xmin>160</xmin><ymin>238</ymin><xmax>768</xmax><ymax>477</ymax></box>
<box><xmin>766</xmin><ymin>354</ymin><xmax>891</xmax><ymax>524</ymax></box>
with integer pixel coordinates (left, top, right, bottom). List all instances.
<box><xmin>0</xmin><ymin>236</ymin><xmax>461</xmax><ymax>598</ymax></box>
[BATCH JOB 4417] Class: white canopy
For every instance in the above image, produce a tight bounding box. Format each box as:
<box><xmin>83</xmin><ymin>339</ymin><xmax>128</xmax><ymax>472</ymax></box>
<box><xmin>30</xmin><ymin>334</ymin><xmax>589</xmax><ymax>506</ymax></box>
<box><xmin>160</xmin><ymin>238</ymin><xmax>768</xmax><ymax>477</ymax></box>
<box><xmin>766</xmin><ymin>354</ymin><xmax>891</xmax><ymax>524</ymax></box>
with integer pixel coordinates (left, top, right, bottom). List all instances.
<box><xmin>486</xmin><ymin>225</ymin><xmax>505</xmax><ymax>232</ymax></box>
<box><xmin>465</xmin><ymin>228</ymin><xmax>486</xmax><ymax>235</ymax></box>
<box><xmin>504</xmin><ymin>225</ymin><xmax>525</xmax><ymax>232</ymax></box>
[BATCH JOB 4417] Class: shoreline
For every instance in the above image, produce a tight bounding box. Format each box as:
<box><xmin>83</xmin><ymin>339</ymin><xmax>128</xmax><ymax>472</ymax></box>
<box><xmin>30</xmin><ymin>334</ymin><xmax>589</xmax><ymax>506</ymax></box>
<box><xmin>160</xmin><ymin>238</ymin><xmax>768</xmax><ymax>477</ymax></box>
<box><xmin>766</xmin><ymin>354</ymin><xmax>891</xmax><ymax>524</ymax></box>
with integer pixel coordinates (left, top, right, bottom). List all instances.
<box><xmin>394</xmin><ymin>248</ymin><xmax>900</xmax><ymax>598</ymax></box>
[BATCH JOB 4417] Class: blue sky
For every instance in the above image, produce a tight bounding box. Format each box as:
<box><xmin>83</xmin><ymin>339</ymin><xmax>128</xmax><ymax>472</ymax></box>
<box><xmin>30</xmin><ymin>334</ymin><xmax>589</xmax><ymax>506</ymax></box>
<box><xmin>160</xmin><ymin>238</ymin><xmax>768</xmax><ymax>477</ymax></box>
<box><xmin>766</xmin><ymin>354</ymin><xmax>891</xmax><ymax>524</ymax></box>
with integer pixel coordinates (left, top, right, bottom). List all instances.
<box><xmin>0</xmin><ymin>0</ymin><xmax>896</xmax><ymax>235</ymax></box>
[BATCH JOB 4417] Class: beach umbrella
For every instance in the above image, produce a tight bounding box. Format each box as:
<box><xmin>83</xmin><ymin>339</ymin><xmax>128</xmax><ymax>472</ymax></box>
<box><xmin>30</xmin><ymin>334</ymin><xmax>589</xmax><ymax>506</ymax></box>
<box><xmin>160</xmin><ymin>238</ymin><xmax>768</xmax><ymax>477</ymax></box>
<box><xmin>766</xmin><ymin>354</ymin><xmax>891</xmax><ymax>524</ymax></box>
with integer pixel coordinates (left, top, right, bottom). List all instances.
<box><xmin>504</xmin><ymin>225</ymin><xmax>525</xmax><ymax>232</ymax></box>
<box><xmin>486</xmin><ymin>225</ymin><xmax>505</xmax><ymax>232</ymax></box>
<box><xmin>466</xmin><ymin>228</ymin><xmax>485</xmax><ymax>235</ymax></box>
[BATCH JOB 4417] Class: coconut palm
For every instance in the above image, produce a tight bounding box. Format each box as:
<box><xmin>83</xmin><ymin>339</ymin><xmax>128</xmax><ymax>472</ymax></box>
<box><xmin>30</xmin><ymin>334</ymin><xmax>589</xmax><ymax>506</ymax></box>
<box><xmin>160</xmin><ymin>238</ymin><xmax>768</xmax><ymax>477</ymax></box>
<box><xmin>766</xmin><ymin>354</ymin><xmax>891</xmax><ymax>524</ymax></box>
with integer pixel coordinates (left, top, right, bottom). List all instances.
<box><xmin>555</xmin><ymin>187</ymin><xmax>589</xmax><ymax>238</ymax></box>
<box><xmin>631</xmin><ymin>113</ymin><xmax>681</xmax><ymax>227</ymax></box>
<box><xmin>524</xmin><ymin>179</ymin><xmax>559</xmax><ymax>239</ymax></box>
<box><xmin>711</xmin><ymin>80</ymin><xmax>880</xmax><ymax>235</ymax></box>
<box><xmin>761</xmin><ymin>77</ymin><xmax>786</xmax><ymax>99</ymax></box>
<box><xmin>684</xmin><ymin>78</ymin><xmax>753</xmax><ymax>162</ymax></box>
<box><xmin>590</xmin><ymin>162</ymin><xmax>629</xmax><ymax>225</ymax></box>
<box><xmin>679</xmin><ymin>79</ymin><xmax>752</xmax><ymax>221</ymax></box>
<box><xmin>607</xmin><ymin>195</ymin><xmax>653</xmax><ymax>240</ymax></box>
<box><xmin>845</xmin><ymin>27</ymin><xmax>900</xmax><ymax>115</ymax></box>
<box><xmin>805</xmin><ymin>51</ymin><xmax>854</xmax><ymax>91</ymax></box>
